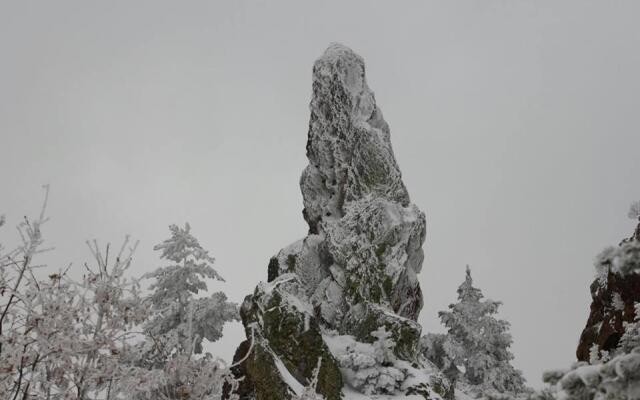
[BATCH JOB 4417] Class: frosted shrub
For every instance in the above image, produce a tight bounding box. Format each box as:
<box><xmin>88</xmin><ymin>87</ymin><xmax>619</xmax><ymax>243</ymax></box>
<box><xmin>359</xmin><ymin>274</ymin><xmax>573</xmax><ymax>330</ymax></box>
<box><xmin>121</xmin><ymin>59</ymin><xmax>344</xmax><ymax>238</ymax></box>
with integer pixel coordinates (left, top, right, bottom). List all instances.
<box><xmin>0</xmin><ymin>187</ymin><xmax>151</xmax><ymax>399</ymax></box>
<box><xmin>335</xmin><ymin>328</ymin><xmax>407</xmax><ymax>395</ymax></box>
<box><xmin>0</xmin><ymin>189</ymin><xmax>239</xmax><ymax>399</ymax></box>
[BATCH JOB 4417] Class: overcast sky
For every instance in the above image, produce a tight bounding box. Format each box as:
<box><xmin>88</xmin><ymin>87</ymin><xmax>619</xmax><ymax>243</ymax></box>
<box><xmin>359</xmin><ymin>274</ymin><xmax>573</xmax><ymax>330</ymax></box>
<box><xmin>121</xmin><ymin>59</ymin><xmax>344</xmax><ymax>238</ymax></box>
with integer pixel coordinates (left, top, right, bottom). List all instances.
<box><xmin>1</xmin><ymin>0</ymin><xmax>639</xmax><ymax>388</ymax></box>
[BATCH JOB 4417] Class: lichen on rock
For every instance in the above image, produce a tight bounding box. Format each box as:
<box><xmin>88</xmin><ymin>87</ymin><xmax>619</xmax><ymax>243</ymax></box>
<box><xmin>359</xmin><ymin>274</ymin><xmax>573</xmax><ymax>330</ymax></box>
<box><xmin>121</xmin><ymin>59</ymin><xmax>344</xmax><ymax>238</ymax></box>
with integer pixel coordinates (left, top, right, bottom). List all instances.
<box><xmin>231</xmin><ymin>43</ymin><xmax>432</xmax><ymax>399</ymax></box>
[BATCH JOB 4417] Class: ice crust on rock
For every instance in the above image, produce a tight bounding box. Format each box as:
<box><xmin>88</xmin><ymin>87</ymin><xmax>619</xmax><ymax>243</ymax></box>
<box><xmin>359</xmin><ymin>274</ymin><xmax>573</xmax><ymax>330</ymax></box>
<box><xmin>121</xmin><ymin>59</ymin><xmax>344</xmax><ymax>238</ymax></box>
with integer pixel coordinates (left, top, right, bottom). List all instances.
<box><xmin>297</xmin><ymin>43</ymin><xmax>426</xmax><ymax>328</ymax></box>
<box><xmin>301</xmin><ymin>43</ymin><xmax>412</xmax><ymax>233</ymax></box>
<box><xmin>232</xmin><ymin>43</ymin><xmax>434</xmax><ymax>399</ymax></box>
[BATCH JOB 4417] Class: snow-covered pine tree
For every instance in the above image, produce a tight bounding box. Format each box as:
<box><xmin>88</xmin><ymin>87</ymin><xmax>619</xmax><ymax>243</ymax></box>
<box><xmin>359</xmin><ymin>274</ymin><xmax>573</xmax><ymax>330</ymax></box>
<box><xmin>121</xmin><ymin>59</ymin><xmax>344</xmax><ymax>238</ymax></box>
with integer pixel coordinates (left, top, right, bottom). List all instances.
<box><xmin>127</xmin><ymin>223</ymin><xmax>241</xmax><ymax>400</ymax></box>
<box><xmin>142</xmin><ymin>223</ymin><xmax>239</xmax><ymax>365</ymax></box>
<box><xmin>435</xmin><ymin>266</ymin><xmax>527</xmax><ymax>396</ymax></box>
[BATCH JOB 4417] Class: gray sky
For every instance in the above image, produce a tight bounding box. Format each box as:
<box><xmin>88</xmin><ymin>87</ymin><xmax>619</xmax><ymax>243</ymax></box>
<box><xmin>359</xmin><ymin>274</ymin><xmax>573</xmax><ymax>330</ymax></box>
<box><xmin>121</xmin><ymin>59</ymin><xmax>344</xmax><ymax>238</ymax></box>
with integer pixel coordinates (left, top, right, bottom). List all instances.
<box><xmin>1</xmin><ymin>0</ymin><xmax>639</xmax><ymax>388</ymax></box>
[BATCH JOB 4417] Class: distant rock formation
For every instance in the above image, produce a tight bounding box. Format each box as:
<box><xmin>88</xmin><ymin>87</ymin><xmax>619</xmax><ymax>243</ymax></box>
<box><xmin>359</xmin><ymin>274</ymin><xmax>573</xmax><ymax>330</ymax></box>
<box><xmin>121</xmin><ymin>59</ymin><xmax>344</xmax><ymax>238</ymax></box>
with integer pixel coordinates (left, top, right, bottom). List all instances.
<box><xmin>576</xmin><ymin>216</ymin><xmax>640</xmax><ymax>361</ymax></box>
<box><xmin>230</xmin><ymin>44</ymin><xmax>448</xmax><ymax>399</ymax></box>
<box><xmin>536</xmin><ymin>209</ymin><xmax>640</xmax><ymax>399</ymax></box>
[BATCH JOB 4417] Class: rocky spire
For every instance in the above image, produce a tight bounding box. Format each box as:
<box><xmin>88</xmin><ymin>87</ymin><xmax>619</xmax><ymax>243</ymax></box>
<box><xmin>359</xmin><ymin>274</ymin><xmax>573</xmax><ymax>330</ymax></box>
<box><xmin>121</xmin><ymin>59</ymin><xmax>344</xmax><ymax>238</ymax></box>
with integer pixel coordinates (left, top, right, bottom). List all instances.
<box><xmin>301</xmin><ymin>43</ymin><xmax>410</xmax><ymax>234</ymax></box>
<box><xmin>230</xmin><ymin>44</ymin><xmax>436</xmax><ymax>399</ymax></box>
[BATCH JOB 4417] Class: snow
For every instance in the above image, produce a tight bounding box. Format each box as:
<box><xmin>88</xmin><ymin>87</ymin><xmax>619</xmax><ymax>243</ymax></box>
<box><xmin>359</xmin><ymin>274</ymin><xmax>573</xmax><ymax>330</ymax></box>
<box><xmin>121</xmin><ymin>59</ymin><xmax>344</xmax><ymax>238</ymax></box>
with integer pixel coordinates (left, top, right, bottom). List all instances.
<box><xmin>273</xmin><ymin>353</ymin><xmax>304</xmax><ymax>396</ymax></box>
<box><xmin>323</xmin><ymin>332</ymin><xmax>449</xmax><ymax>398</ymax></box>
<box><xmin>342</xmin><ymin>386</ymin><xmax>424</xmax><ymax>399</ymax></box>
<box><xmin>260</xmin><ymin>274</ymin><xmax>297</xmax><ymax>295</ymax></box>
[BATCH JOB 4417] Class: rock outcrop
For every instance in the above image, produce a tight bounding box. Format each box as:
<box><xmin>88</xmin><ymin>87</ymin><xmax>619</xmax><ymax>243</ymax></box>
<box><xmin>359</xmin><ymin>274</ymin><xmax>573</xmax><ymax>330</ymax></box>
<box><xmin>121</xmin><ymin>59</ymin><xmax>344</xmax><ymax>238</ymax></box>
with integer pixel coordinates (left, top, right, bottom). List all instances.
<box><xmin>231</xmin><ymin>44</ymin><xmax>444</xmax><ymax>399</ymax></box>
<box><xmin>537</xmin><ymin>211</ymin><xmax>640</xmax><ymax>399</ymax></box>
<box><xmin>576</xmin><ymin>217</ymin><xmax>640</xmax><ymax>361</ymax></box>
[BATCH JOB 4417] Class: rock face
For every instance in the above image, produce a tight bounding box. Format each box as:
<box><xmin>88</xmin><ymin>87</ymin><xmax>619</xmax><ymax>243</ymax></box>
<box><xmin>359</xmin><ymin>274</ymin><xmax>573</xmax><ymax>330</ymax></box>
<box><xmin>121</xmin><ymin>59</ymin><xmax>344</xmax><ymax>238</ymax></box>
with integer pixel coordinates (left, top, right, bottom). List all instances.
<box><xmin>231</xmin><ymin>44</ymin><xmax>432</xmax><ymax>399</ymax></box>
<box><xmin>576</xmin><ymin>219</ymin><xmax>640</xmax><ymax>362</ymax></box>
<box><xmin>235</xmin><ymin>275</ymin><xmax>344</xmax><ymax>400</ymax></box>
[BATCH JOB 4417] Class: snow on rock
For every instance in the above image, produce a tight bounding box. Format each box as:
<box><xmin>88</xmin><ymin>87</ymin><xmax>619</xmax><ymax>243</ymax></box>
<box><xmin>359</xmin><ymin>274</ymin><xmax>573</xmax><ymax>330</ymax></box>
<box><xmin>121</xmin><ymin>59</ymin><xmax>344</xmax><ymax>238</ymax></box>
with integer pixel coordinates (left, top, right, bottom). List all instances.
<box><xmin>233</xmin><ymin>274</ymin><xmax>343</xmax><ymax>400</ymax></box>
<box><xmin>576</xmin><ymin>215</ymin><xmax>640</xmax><ymax>362</ymax></box>
<box><xmin>230</xmin><ymin>43</ymin><xmax>438</xmax><ymax>399</ymax></box>
<box><xmin>534</xmin><ymin>208</ymin><xmax>640</xmax><ymax>400</ymax></box>
<box><xmin>323</xmin><ymin>331</ymin><xmax>451</xmax><ymax>398</ymax></box>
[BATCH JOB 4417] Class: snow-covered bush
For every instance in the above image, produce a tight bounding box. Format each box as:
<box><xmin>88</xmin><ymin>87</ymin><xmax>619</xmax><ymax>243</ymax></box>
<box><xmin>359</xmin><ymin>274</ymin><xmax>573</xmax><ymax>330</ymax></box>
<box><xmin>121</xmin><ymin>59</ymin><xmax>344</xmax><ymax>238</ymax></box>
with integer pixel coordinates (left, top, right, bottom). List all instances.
<box><xmin>538</xmin><ymin>353</ymin><xmax>640</xmax><ymax>400</ymax></box>
<box><xmin>326</xmin><ymin>328</ymin><xmax>408</xmax><ymax>395</ymax></box>
<box><xmin>124</xmin><ymin>353</ymin><xmax>238</xmax><ymax>400</ymax></box>
<box><xmin>0</xmin><ymin>190</ymin><xmax>239</xmax><ymax>399</ymax></box>
<box><xmin>0</xmin><ymin>187</ymin><xmax>152</xmax><ymax>399</ymax></box>
<box><xmin>595</xmin><ymin>241</ymin><xmax>640</xmax><ymax>278</ymax></box>
<box><xmin>538</xmin><ymin>304</ymin><xmax>640</xmax><ymax>399</ymax></box>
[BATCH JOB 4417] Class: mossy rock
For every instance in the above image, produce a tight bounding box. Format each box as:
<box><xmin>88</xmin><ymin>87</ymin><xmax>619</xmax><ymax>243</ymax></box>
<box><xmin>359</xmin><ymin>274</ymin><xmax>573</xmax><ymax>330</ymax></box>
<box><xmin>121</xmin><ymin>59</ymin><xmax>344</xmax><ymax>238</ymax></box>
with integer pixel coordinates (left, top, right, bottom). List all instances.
<box><xmin>237</xmin><ymin>275</ymin><xmax>343</xmax><ymax>400</ymax></box>
<box><xmin>343</xmin><ymin>303</ymin><xmax>422</xmax><ymax>361</ymax></box>
<box><xmin>244</xmin><ymin>340</ymin><xmax>292</xmax><ymax>400</ymax></box>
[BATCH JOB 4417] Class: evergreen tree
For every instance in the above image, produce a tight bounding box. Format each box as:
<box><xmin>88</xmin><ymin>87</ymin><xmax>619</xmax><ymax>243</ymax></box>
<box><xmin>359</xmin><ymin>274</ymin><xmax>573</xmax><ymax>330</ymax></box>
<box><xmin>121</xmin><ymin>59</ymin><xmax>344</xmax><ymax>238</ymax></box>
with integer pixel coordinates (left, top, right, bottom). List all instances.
<box><xmin>433</xmin><ymin>266</ymin><xmax>526</xmax><ymax>396</ymax></box>
<box><xmin>142</xmin><ymin>223</ymin><xmax>239</xmax><ymax>364</ymax></box>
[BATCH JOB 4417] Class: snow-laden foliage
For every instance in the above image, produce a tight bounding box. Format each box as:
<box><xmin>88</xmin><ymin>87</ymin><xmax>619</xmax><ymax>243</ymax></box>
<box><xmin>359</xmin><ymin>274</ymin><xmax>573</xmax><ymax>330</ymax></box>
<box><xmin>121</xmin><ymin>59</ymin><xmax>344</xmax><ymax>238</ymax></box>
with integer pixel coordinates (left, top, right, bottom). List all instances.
<box><xmin>539</xmin><ymin>305</ymin><xmax>640</xmax><ymax>400</ymax></box>
<box><xmin>588</xmin><ymin>344</ymin><xmax>610</xmax><ymax>365</ymax></box>
<box><xmin>424</xmin><ymin>266</ymin><xmax>527</xmax><ymax>398</ymax></box>
<box><xmin>0</xmin><ymin>187</ymin><xmax>149</xmax><ymax>399</ymax></box>
<box><xmin>130</xmin><ymin>223</ymin><xmax>240</xmax><ymax>399</ymax></box>
<box><xmin>330</xmin><ymin>328</ymin><xmax>407</xmax><ymax>395</ymax></box>
<box><xmin>618</xmin><ymin>303</ymin><xmax>640</xmax><ymax>353</ymax></box>
<box><xmin>421</xmin><ymin>333</ymin><xmax>463</xmax><ymax>384</ymax></box>
<box><xmin>595</xmin><ymin>241</ymin><xmax>640</xmax><ymax>279</ymax></box>
<box><xmin>125</xmin><ymin>353</ymin><xmax>238</xmax><ymax>400</ymax></box>
<box><xmin>535</xmin><ymin>353</ymin><xmax>640</xmax><ymax>400</ymax></box>
<box><xmin>0</xmin><ymin>189</ymin><xmax>239</xmax><ymax>399</ymax></box>
<box><xmin>324</xmin><ymin>331</ymin><xmax>454</xmax><ymax>399</ymax></box>
<box><xmin>534</xmin><ymin>206</ymin><xmax>640</xmax><ymax>400</ymax></box>
<box><xmin>142</xmin><ymin>223</ymin><xmax>239</xmax><ymax>361</ymax></box>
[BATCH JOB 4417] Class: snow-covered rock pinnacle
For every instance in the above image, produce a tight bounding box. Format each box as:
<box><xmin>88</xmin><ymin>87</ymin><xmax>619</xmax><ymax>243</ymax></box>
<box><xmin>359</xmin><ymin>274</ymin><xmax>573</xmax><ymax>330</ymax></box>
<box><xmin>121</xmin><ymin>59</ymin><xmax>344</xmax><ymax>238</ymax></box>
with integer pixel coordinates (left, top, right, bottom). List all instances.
<box><xmin>301</xmin><ymin>43</ymin><xmax>411</xmax><ymax>233</ymax></box>
<box><xmin>300</xmin><ymin>42</ymin><xmax>425</xmax><ymax>325</ymax></box>
<box><xmin>230</xmin><ymin>44</ymin><xmax>445</xmax><ymax>400</ymax></box>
